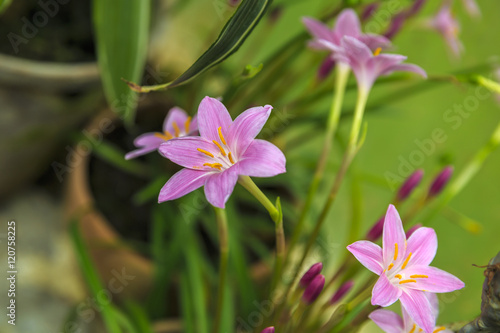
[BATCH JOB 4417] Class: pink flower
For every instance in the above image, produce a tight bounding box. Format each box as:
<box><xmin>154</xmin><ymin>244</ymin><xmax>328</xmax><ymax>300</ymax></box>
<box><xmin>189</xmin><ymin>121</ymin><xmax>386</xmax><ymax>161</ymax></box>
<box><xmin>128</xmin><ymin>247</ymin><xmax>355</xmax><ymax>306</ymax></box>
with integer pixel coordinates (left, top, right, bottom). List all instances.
<box><xmin>462</xmin><ymin>0</ymin><xmax>481</xmax><ymax>18</ymax></box>
<box><xmin>158</xmin><ymin>97</ymin><xmax>286</xmax><ymax>208</ymax></box>
<box><xmin>302</xmin><ymin>9</ymin><xmax>390</xmax><ymax>54</ymax></box>
<box><xmin>125</xmin><ymin>107</ymin><xmax>198</xmax><ymax>160</ymax></box>
<box><xmin>347</xmin><ymin>205</ymin><xmax>464</xmax><ymax>333</ymax></box>
<box><xmin>429</xmin><ymin>1</ymin><xmax>463</xmax><ymax>57</ymax></box>
<box><xmin>331</xmin><ymin>36</ymin><xmax>427</xmax><ymax>92</ymax></box>
<box><xmin>369</xmin><ymin>293</ymin><xmax>453</xmax><ymax>333</ymax></box>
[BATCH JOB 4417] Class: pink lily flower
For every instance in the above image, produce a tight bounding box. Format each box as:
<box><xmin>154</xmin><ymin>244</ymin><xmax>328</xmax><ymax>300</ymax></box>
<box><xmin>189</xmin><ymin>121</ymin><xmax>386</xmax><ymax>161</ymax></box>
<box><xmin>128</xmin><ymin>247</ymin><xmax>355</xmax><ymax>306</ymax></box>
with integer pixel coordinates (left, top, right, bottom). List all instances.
<box><xmin>429</xmin><ymin>1</ymin><xmax>463</xmax><ymax>57</ymax></box>
<box><xmin>369</xmin><ymin>293</ymin><xmax>453</xmax><ymax>333</ymax></box>
<box><xmin>158</xmin><ymin>97</ymin><xmax>286</xmax><ymax>208</ymax></box>
<box><xmin>331</xmin><ymin>36</ymin><xmax>427</xmax><ymax>92</ymax></box>
<box><xmin>462</xmin><ymin>0</ymin><xmax>481</xmax><ymax>18</ymax></box>
<box><xmin>347</xmin><ymin>205</ymin><xmax>464</xmax><ymax>333</ymax></box>
<box><xmin>125</xmin><ymin>107</ymin><xmax>198</xmax><ymax>160</ymax></box>
<box><xmin>302</xmin><ymin>8</ymin><xmax>391</xmax><ymax>54</ymax></box>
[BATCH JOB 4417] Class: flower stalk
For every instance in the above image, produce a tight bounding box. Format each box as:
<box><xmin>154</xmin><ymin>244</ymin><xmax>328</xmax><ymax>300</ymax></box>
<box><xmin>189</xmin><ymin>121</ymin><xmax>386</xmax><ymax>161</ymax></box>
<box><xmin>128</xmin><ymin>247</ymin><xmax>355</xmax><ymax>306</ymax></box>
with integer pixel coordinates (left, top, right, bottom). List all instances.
<box><xmin>212</xmin><ymin>207</ymin><xmax>229</xmax><ymax>333</ymax></box>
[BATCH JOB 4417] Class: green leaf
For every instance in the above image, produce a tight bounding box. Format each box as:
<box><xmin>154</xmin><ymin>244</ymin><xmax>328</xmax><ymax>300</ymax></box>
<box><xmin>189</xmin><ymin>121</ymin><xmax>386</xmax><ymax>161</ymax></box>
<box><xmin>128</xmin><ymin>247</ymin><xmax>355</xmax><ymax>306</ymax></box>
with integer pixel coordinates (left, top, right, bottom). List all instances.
<box><xmin>69</xmin><ymin>221</ymin><xmax>122</xmax><ymax>333</ymax></box>
<box><xmin>0</xmin><ymin>0</ymin><xmax>12</xmax><ymax>13</ymax></box>
<box><xmin>93</xmin><ymin>0</ymin><xmax>150</xmax><ymax>125</ymax></box>
<box><xmin>127</xmin><ymin>0</ymin><xmax>272</xmax><ymax>93</ymax></box>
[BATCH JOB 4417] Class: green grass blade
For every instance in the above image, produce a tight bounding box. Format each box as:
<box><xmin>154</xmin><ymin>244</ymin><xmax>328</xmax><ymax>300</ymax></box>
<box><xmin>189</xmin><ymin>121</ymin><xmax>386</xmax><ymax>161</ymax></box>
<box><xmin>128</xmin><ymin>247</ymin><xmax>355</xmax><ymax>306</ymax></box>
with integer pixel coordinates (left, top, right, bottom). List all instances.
<box><xmin>0</xmin><ymin>0</ymin><xmax>12</xmax><ymax>13</ymax></box>
<box><xmin>93</xmin><ymin>0</ymin><xmax>150</xmax><ymax>125</ymax></box>
<box><xmin>69</xmin><ymin>220</ymin><xmax>122</xmax><ymax>333</ymax></box>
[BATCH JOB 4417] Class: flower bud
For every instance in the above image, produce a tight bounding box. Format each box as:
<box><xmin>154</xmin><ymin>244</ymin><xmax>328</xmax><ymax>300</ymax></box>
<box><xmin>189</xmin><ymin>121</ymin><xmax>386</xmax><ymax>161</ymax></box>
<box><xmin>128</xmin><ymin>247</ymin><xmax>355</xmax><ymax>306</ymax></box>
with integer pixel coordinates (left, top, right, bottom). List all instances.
<box><xmin>302</xmin><ymin>274</ymin><xmax>325</xmax><ymax>304</ymax></box>
<box><xmin>228</xmin><ymin>0</ymin><xmax>241</xmax><ymax>7</ymax></box>
<box><xmin>428</xmin><ymin>166</ymin><xmax>453</xmax><ymax>198</ymax></box>
<box><xmin>366</xmin><ymin>216</ymin><xmax>384</xmax><ymax>241</ymax></box>
<box><xmin>260</xmin><ymin>327</ymin><xmax>275</xmax><ymax>333</ymax></box>
<box><xmin>408</xmin><ymin>0</ymin><xmax>427</xmax><ymax>17</ymax></box>
<box><xmin>384</xmin><ymin>12</ymin><xmax>406</xmax><ymax>39</ymax></box>
<box><xmin>299</xmin><ymin>262</ymin><xmax>323</xmax><ymax>288</ymax></box>
<box><xmin>406</xmin><ymin>223</ymin><xmax>422</xmax><ymax>238</ymax></box>
<box><xmin>330</xmin><ymin>280</ymin><xmax>354</xmax><ymax>305</ymax></box>
<box><xmin>361</xmin><ymin>3</ymin><xmax>380</xmax><ymax>22</ymax></box>
<box><xmin>396</xmin><ymin>169</ymin><xmax>424</xmax><ymax>202</ymax></box>
<box><xmin>317</xmin><ymin>57</ymin><xmax>336</xmax><ymax>81</ymax></box>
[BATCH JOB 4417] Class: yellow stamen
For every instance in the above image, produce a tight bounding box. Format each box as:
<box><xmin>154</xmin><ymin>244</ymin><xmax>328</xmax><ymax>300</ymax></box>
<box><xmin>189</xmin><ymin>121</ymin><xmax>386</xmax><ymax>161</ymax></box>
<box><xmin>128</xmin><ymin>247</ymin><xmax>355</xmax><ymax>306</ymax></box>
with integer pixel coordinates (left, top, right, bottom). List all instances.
<box><xmin>395</xmin><ymin>274</ymin><xmax>402</xmax><ymax>279</ymax></box>
<box><xmin>394</xmin><ymin>243</ymin><xmax>398</xmax><ymax>261</ymax></box>
<box><xmin>218</xmin><ymin>126</ymin><xmax>227</xmax><ymax>145</ymax></box>
<box><xmin>399</xmin><ymin>279</ymin><xmax>417</xmax><ymax>284</ymax></box>
<box><xmin>433</xmin><ymin>327</ymin><xmax>446</xmax><ymax>333</ymax></box>
<box><xmin>172</xmin><ymin>121</ymin><xmax>180</xmax><ymax>137</ymax></box>
<box><xmin>402</xmin><ymin>252</ymin><xmax>412</xmax><ymax>269</ymax></box>
<box><xmin>228</xmin><ymin>152</ymin><xmax>235</xmax><ymax>164</ymax></box>
<box><xmin>410</xmin><ymin>275</ymin><xmax>428</xmax><ymax>279</ymax></box>
<box><xmin>409</xmin><ymin>324</ymin><xmax>416</xmax><ymax>333</ymax></box>
<box><xmin>212</xmin><ymin>140</ymin><xmax>226</xmax><ymax>156</ymax></box>
<box><xmin>388</xmin><ymin>263</ymin><xmax>394</xmax><ymax>270</ymax></box>
<box><xmin>184</xmin><ymin>116</ymin><xmax>192</xmax><ymax>133</ymax></box>
<box><xmin>203</xmin><ymin>163</ymin><xmax>222</xmax><ymax>170</ymax></box>
<box><xmin>373</xmin><ymin>47</ymin><xmax>382</xmax><ymax>56</ymax></box>
<box><xmin>197</xmin><ymin>148</ymin><xmax>214</xmax><ymax>158</ymax></box>
<box><xmin>155</xmin><ymin>131</ymin><xmax>173</xmax><ymax>141</ymax></box>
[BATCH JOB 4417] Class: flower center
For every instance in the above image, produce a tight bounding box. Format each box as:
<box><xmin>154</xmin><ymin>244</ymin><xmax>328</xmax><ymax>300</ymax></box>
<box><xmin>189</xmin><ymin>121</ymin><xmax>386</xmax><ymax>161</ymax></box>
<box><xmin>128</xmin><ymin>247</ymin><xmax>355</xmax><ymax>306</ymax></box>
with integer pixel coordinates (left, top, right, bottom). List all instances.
<box><xmin>408</xmin><ymin>324</ymin><xmax>446</xmax><ymax>333</ymax></box>
<box><xmin>154</xmin><ymin>117</ymin><xmax>192</xmax><ymax>141</ymax></box>
<box><xmin>384</xmin><ymin>243</ymin><xmax>428</xmax><ymax>286</ymax></box>
<box><xmin>373</xmin><ymin>47</ymin><xmax>382</xmax><ymax>56</ymax></box>
<box><xmin>196</xmin><ymin>126</ymin><xmax>236</xmax><ymax>171</ymax></box>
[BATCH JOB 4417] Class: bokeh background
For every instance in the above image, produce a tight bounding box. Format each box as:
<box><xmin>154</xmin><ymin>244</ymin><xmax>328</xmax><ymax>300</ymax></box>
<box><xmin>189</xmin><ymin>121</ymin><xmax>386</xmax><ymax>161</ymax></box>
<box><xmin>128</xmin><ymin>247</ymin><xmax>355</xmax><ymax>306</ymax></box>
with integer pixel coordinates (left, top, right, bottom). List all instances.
<box><xmin>1</xmin><ymin>0</ymin><xmax>499</xmax><ymax>332</ymax></box>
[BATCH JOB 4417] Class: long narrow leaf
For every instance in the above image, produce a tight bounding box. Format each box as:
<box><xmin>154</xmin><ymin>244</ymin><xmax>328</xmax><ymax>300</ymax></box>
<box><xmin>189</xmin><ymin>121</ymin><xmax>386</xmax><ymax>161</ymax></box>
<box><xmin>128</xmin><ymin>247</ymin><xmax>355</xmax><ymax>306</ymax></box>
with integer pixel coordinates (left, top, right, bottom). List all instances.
<box><xmin>93</xmin><ymin>0</ymin><xmax>150</xmax><ymax>125</ymax></box>
<box><xmin>127</xmin><ymin>0</ymin><xmax>272</xmax><ymax>92</ymax></box>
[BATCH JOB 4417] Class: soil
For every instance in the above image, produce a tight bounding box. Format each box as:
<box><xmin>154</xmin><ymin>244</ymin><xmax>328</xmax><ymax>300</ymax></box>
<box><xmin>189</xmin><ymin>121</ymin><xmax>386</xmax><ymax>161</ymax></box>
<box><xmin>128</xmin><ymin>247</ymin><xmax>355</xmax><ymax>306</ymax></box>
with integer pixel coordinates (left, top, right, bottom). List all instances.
<box><xmin>1</xmin><ymin>0</ymin><xmax>95</xmax><ymax>62</ymax></box>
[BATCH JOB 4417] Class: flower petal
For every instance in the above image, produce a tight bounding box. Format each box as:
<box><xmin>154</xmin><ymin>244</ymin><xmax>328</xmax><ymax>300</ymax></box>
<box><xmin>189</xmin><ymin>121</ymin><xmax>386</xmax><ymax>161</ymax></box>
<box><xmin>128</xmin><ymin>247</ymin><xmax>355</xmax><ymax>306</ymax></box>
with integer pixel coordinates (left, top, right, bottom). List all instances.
<box><xmin>227</xmin><ymin>105</ymin><xmax>272</xmax><ymax>156</ymax></box>
<box><xmin>380</xmin><ymin>63</ymin><xmax>427</xmax><ymax>78</ymax></box>
<box><xmin>159</xmin><ymin>137</ymin><xmax>218</xmax><ymax>170</ymax></box>
<box><xmin>401</xmin><ymin>265</ymin><xmax>465</xmax><ymax>293</ymax></box>
<box><xmin>369</xmin><ymin>309</ymin><xmax>404</xmax><ymax>333</ymax></box>
<box><xmin>163</xmin><ymin>107</ymin><xmax>189</xmax><ymax>134</ymax></box>
<box><xmin>340</xmin><ymin>36</ymin><xmax>373</xmax><ymax>65</ymax></box>
<box><xmin>400</xmin><ymin>290</ymin><xmax>435</xmax><ymax>333</ymax></box>
<box><xmin>197</xmin><ymin>96</ymin><xmax>233</xmax><ymax>142</ymax></box>
<box><xmin>204</xmin><ymin>165</ymin><xmax>240</xmax><ymax>208</ymax></box>
<box><xmin>347</xmin><ymin>241</ymin><xmax>384</xmax><ymax>275</ymax></box>
<box><xmin>238</xmin><ymin>139</ymin><xmax>286</xmax><ymax>177</ymax></box>
<box><xmin>158</xmin><ymin>168</ymin><xmax>210</xmax><ymax>203</ymax></box>
<box><xmin>333</xmin><ymin>9</ymin><xmax>361</xmax><ymax>39</ymax></box>
<box><xmin>406</xmin><ymin>227</ymin><xmax>437</xmax><ymax>266</ymax></box>
<box><xmin>302</xmin><ymin>17</ymin><xmax>335</xmax><ymax>50</ymax></box>
<box><xmin>188</xmin><ymin>115</ymin><xmax>199</xmax><ymax>134</ymax></box>
<box><xmin>382</xmin><ymin>204</ymin><xmax>407</xmax><ymax>267</ymax></box>
<box><xmin>359</xmin><ymin>34</ymin><xmax>391</xmax><ymax>51</ymax></box>
<box><xmin>125</xmin><ymin>133</ymin><xmax>164</xmax><ymax>159</ymax></box>
<box><xmin>371</xmin><ymin>273</ymin><xmax>402</xmax><ymax>307</ymax></box>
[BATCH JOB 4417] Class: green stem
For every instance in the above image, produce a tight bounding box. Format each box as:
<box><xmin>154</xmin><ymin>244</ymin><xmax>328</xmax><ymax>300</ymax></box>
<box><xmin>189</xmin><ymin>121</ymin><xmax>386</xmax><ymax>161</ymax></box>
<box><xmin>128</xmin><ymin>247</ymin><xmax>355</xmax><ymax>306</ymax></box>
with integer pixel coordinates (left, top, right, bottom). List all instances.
<box><xmin>283</xmin><ymin>87</ymin><xmax>370</xmax><ymax>309</ymax></box>
<box><xmin>239</xmin><ymin>176</ymin><xmax>279</xmax><ymax>221</ymax></box>
<box><xmin>212</xmin><ymin>207</ymin><xmax>229</xmax><ymax>333</ymax></box>
<box><xmin>288</xmin><ymin>63</ymin><xmax>351</xmax><ymax>256</ymax></box>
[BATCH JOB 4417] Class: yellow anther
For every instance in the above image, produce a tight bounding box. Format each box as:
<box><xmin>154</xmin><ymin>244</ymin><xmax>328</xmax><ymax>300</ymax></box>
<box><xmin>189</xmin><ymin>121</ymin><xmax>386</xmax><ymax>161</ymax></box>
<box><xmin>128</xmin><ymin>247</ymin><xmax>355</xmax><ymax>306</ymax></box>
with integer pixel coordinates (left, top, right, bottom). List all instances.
<box><xmin>197</xmin><ymin>148</ymin><xmax>214</xmax><ymax>158</ymax></box>
<box><xmin>155</xmin><ymin>131</ymin><xmax>173</xmax><ymax>141</ymax></box>
<box><xmin>172</xmin><ymin>121</ymin><xmax>180</xmax><ymax>137</ymax></box>
<box><xmin>373</xmin><ymin>47</ymin><xmax>382</xmax><ymax>56</ymax></box>
<box><xmin>184</xmin><ymin>116</ymin><xmax>192</xmax><ymax>133</ymax></box>
<box><xmin>395</xmin><ymin>274</ymin><xmax>402</xmax><ymax>279</ymax></box>
<box><xmin>388</xmin><ymin>263</ymin><xmax>394</xmax><ymax>271</ymax></box>
<box><xmin>394</xmin><ymin>243</ymin><xmax>398</xmax><ymax>261</ymax></box>
<box><xmin>410</xmin><ymin>275</ymin><xmax>428</xmax><ymax>279</ymax></box>
<box><xmin>402</xmin><ymin>252</ymin><xmax>412</xmax><ymax>269</ymax></box>
<box><xmin>409</xmin><ymin>324</ymin><xmax>416</xmax><ymax>333</ymax></box>
<box><xmin>213</xmin><ymin>140</ymin><xmax>226</xmax><ymax>156</ymax></box>
<box><xmin>228</xmin><ymin>152</ymin><xmax>235</xmax><ymax>164</ymax></box>
<box><xmin>218</xmin><ymin>126</ymin><xmax>227</xmax><ymax>145</ymax></box>
<box><xmin>203</xmin><ymin>163</ymin><xmax>222</xmax><ymax>170</ymax></box>
<box><xmin>399</xmin><ymin>279</ymin><xmax>417</xmax><ymax>284</ymax></box>
<box><xmin>433</xmin><ymin>328</ymin><xmax>446</xmax><ymax>333</ymax></box>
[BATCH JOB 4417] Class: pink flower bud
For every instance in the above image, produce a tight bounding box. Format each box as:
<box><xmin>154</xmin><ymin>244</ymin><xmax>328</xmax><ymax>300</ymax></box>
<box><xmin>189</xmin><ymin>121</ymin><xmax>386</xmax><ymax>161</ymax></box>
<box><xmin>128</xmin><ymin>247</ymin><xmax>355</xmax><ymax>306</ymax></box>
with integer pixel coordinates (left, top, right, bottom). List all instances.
<box><xmin>361</xmin><ymin>3</ymin><xmax>380</xmax><ymax>22</ymax></box>
<box><xmin>260</xmin><ymin>327</ymin><xmax>275</xmax><ymax>333</ymax></box>
<box><xmin>428</xmin><ymin>166</ymin><xmax>453</xmax><ymax>197</ymax></box>
<box><xmin>406</xmin><ymin>223</ymin><xmax>422</xmax><ymax>238</ymax></box>
<box><xmin>366</xmin><ymin>216</ymin><xmax>384</xmax><ymax>241</ymax></box>
<box><xmin>317</xmin><ymin>57</ymin><xmax>336</xmax><ymax>81</ymax></box>
<box><xmin>330</xmin><ymin>280</ymin><xmax>354</xmax><ymax>304</ymax></box>
<box><xmin>302</xmin><ymin>274</ymin><xmax>325</xmax><ymax>304</ymax></box>
<box><xmin>397</xmin><ymin>169</ymin><xmax>424</xmax><ymax>202</ymax></box>
<box><xmin>299</xmin><ymin>262</ymin><xmax>323</xmax><ymax>288</ymax></box>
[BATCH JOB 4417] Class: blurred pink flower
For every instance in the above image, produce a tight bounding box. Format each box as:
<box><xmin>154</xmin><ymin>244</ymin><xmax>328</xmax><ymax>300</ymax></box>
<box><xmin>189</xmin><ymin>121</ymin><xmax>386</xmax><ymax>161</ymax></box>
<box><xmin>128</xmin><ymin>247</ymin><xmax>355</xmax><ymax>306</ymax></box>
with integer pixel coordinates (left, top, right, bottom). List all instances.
<box><xmin>462</xmin><ymin>0</ymin><xmax>481</xmax><ymax>18</ymax></box>
<box><xmin>429</xmin><ymin>1</ymin><xmax>463</xmax><ymax>57</ymax></box>
<box><xmin>158</xmin><ymin>97</ymin><xmax>286</xmax><ymax>208</ymax></box>
<box><xmin>125</xmin><ymin>107</ymin><xmax>198</xmax><ymax>160</ymax></box>
<box><xmin>347</xmin><ymin>205</ymin><xmax>464</xmax><ymax>333</ymax></box>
